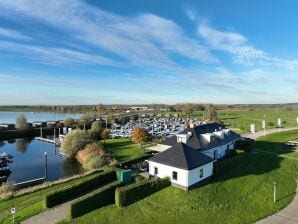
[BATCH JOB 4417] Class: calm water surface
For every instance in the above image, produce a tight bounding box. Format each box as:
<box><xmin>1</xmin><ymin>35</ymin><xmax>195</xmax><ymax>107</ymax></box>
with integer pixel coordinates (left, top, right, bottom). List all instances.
<box><xmin>0</xmin><ymin>139</ymin><xmax>83</xmax><ymax>183</ymax></box>
<box><xmin>0</xmin><ymin>111</ymin><xmax>80</xmax><ymax>124</ymax></box>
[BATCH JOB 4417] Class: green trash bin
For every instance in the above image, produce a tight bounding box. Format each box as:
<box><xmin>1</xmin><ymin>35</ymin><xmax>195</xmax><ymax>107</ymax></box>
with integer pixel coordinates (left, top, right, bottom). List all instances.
<box><xmin>120</xmin><ymin>169</ymin><xmax>132</xmax><ymax>185</ymax></box>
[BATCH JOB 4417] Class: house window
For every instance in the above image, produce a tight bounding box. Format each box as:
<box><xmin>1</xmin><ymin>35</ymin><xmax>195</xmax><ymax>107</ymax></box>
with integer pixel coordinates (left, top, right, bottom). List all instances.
<box><xmin>199</xmin><ymin>169</ymin><xmax>204</xmax><ymax>178</ymax></box>
<box><xmin>154</xmin><ymin>167</ymin><xmax>158</xmax><ymax>175</ymax></box>
<box><xmin>172</xmin><ymin>171</ymin><xmax>178</xmax><ymax>180</ymax></box>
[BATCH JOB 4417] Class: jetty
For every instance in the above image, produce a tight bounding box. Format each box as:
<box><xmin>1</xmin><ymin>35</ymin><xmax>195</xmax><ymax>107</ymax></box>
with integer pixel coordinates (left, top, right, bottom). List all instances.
<box><xmin>35</xmin><ymin>137</ymin><xmax>60</xmax><ymax>145</ymax></box>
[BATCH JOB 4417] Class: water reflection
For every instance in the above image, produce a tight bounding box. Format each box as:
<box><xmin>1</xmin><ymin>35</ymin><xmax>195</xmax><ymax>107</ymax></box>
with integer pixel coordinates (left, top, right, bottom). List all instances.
<box><xmin>0</xmin><ymin>138</ymin><xmax>83</xmax><ymax>183</ymax></box>
<box><xmin>61</xmin><ymin>158</ymin><xmax>84</xmax><ymax>178</ymax></box>
<box><xmin>15</xmin><ymin>138</ymin><xmax>32</xmax><ymax>154</ymax></box>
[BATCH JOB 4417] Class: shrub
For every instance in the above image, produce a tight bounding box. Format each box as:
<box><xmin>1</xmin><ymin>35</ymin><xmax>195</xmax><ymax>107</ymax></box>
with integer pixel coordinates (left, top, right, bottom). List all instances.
<box><xmin>78</xmin><ymin>143</ymin><xmax>114</xmax><ymax>171</ymax></box>
<box><xmin>69</xmin><ymin>180</ymin><xmax>120</xmax><ymax>219</ymax></box>
<box><xmin>44</xmin><ymin>170</ymin><xmax>116</xmax><ymax>208</ymax></box>
<box><xmin>115</xmin><ymin>177</ymin><xmax>170</xmax><ymax>208</ymax></box>
<box><xmin>61</xmin><ymin>130</ymin><xmax>93</xmax><ymax>158</ymax></box>
<box><xmin>82</xmin><ymin>153</ymin><xmax>107</xmax><ymax>170</ymax></box>
<box><xmin>0</xmin><ymin>181</ymin><xmax>15</xmax><ymax>200</ymax></box>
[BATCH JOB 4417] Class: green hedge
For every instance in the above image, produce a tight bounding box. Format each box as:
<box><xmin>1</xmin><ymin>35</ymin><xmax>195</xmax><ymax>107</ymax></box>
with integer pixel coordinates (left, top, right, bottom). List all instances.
<box><xmin>69</xmin><ymin>180</ymin><xmax>121</xmax><ymax>219</ymax></box>
<box><xmin>45</xmin><ymin>170</ymin><xmax>116</xmax><ymax>208</ymax></box>
<box><xmin>115</xmin><ymin>177</ymin><xmax>170</xmax><ymax>208</ymax></box>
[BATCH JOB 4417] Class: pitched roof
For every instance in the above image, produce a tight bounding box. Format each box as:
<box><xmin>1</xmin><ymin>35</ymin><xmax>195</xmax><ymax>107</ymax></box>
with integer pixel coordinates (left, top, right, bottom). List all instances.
<box><xmin>148</xmin><ymin>143</ymin><xmax>213</xmax><ymax>170</ymax></box>
<box><xmin>160</xmin><ymin>123</ymin><xmax>240</xmax><ymax>151</ymax></box>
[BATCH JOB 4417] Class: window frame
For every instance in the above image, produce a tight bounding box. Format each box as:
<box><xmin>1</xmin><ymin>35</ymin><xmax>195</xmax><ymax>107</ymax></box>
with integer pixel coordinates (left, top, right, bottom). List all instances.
<box><xmin>199</xmin><ymin>168</ymin><xmax>204</xmax><ymax>178</ymax></box>
<box><xmin>154</xmin><ymin>167</ymin><xmax>158</xmax><ymax>175</ymax></box>
<box><xmin>172</xmin><ymin>171</ymin><xmax>178</xmax><ymax>181</ymax></box>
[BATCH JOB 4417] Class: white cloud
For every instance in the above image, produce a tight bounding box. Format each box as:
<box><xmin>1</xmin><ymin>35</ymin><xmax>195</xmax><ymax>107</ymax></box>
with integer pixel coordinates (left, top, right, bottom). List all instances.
<box><xmin>0</xmin><ymin>40</ymin><xmax>118</xmax><ymax>66</ymax></box>
<box><xmin>0</xmin><ymin>27</ymin><xmax>30</xmax><ymax>40</ymax></box>
<box><xmin>0</xmin><ymin>0</ymin><xmax>218</xmax><ymax>69</ymax></box>
<box><xmin>198</xmin><ymin>24</ymin><xmax>266</xmax><ymax>65</ymax></box>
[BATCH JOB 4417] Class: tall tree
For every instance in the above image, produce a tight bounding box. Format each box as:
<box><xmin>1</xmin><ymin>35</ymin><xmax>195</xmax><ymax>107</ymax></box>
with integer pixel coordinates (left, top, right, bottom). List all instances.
<box><xmin>204</xmin><ymin>104</ymin><xmax>219</xmax><ymax>122</ymax></box>
<box><xmin>182</xmin><ymin>103</ymin><xmax>193</xmax><ymax>118</ymax></box>
<box><xmin>64</xmin><ymin>117</ymin><xmax>74</xmax><ymax>128</ymax></box>
<box><xmin>100</xmin><ymin>129</ymin><xmax>110</xmax><ymax>144</ymax></box>
<box><xmin>16</xmin><ymin>114</ymin><xmax>28</xmax><ymax>132</ymax></box>
<box><xmin>91</xmin><ymin>121</ymin><xmax>101</xmax><ymax>138</ymax></box>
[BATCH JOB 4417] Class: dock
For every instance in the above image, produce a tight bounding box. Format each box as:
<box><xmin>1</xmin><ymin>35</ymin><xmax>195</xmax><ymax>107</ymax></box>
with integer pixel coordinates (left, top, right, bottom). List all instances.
<box><xmin>35</xmin><ymin>137</ymin><xmax>60</xmax><ymax>145</ymax></box>
<box><xmin>14</xmin><ymin>177</ymin><xmax>46</xmax><ymax>189</ymax></box>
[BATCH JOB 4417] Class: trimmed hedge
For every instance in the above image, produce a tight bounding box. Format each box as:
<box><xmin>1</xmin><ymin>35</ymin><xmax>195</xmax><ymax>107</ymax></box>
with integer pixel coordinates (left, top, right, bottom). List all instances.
<box><xmin>115</xmin><ymin>177</ymin><xmax>170</xmax><ymax>208</ymax></box>
<box><xmin>69</xmin><ymin>180</ymin><xmax>121</xmax><ymax>219</ymax></box>
<box><xmin>45</xmin><ymin>170</ymin><xmax>116</xmax><ymax>208</ymax></box>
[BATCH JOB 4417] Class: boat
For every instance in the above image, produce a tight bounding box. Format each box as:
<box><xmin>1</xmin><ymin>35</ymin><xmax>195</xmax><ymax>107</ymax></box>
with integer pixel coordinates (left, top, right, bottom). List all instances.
<box><xmin>0</xmin><ymin>165</ymin><xmax>11</xmax><ymax>177</ymax></box>
<box><xmin>0</xmin><ymin>152</ymin><xmax>13</xmax><ymax>160</ymax></box>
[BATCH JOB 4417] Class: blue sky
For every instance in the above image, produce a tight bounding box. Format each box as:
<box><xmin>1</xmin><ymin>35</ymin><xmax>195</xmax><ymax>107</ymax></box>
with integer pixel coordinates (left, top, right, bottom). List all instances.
<box><xmin>0</xmin><ymin>0</ymin><xmax>298</xmax><ymax>105</ymax></box>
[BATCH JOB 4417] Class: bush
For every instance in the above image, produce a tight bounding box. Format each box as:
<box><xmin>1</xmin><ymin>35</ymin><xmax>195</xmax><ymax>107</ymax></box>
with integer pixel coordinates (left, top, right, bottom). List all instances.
<box><xmin>0</xmin><ymin>181</ymin><xmax>15</xmax><ymax>200</ymax></box>
<box><xmin>45</xmin><ymin>170</ymin><xmax>116</xmax><ymax>208</ymax></box>
<box><xmin>69</xmin><ymin>180</ymin><xmax>120</xmax><ymax>219</ymax></box>
<box><xmin>83</xmin><ymin>153</ymin><xmax>108</xmax><ymax>170</ymax></box>
<box><xmin>61</xmin><ymin>130</ymin><xmax>93</xmax><ymax>158</ymax></box>
<box><xmin>115</xmin><ymin>177</ymin><xmax>170</xmax><ymax>208</ymax></box>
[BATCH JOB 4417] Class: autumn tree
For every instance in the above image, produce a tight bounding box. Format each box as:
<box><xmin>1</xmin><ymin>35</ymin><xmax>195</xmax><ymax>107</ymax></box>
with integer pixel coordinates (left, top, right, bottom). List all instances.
<box><xmin>100</xmin><ymin>129</ymin><xmax>110</xmax><ymax>144</ymax></box>
<box><xmin>131</xmin><ymin>127</ymin><xmax>149</xmax><ymax>148</ymax></box>
<box><xmin>16</xmin><ymin>114</ymin><xmax>28</xmax><ymax>132</ymax></box>
<box><xmin>182</xmin><ymin>103</ymin><xmax>193</xmax><ymax>118</ymax></box>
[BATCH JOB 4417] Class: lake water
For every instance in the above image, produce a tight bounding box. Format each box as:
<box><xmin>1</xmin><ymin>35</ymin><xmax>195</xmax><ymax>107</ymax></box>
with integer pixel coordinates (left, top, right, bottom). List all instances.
<box><xmin>0</xmin><ymin>139</ymin><xmax>83</xmax><ymax>183</ymax></box>
<box><xmin>0</xmin><ymin>111</ymin><xmax>81</xmax><ymax>124</ymax></box>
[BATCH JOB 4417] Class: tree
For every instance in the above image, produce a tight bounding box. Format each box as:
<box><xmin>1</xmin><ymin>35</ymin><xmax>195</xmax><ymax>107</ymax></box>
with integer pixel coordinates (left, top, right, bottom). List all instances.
<box><xmin>61</xmin><ymin>130</ymin><xmax>93</xmax><ymax>158</ymax></box>
<box><xmin>182</xmin><ymin>103</ymin><xmax>193</xmax><ymax>118</ymax></box>
<box><xmin>204</xmin><ymin>104</ymin><xmax>219</xmax><ymax>122</ymax></box>
<box><xmin>64</xmin><ymin>117</ymin><xmax>74</xmax><ymax>128</ymax></box>
<box><xmin>78</xmin><ymin>114</ymin><xmax>92</xmax><ymax>129</ymax></box>
<box><xmin>16</xmin><ymin>114</ymin><xmax>28</xmax><ymax>132</ymax></box>
<box><xmin>91</xmin><ymin>121</ymin><xmax>101</xmax><ymax>138</ymax></box>
<box><xmin>131</xmin><ymin>128</ymin><xmax>149</xmax><ymax>148</ymax></box>
<box><xmin>100</xmin><ymin>129</ymin><xmax>110</xmax><ymax>143</ymax></box>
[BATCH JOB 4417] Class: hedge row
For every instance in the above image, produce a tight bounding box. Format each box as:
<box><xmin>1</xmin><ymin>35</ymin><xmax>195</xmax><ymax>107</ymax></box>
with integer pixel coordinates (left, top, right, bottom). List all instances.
<box><xmin>69</xmin><ymin>180</ymin><xmax>121</xmax><ymax>219</ymax></box>
<box><xmin>45</xmin><ymin>170</ymin><xmax>116</xmax><ymax>208</ymax></box>
<box><xmin>115</xmin><ymin>177</ymin><xmax>170</xmax><ymax>208</ymax></box>
<box><xmin>0</xmin><ymin>128</ymin><xmax>57</xmax><ymax>140</ymax></box>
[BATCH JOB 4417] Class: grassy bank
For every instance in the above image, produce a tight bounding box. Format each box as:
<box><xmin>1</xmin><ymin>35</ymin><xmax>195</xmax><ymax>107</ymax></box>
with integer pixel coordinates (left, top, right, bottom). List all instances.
<box><xmin>63</xmin><ymin>130</ymin><xmax>298</xmax><ymax>224</ymax></box>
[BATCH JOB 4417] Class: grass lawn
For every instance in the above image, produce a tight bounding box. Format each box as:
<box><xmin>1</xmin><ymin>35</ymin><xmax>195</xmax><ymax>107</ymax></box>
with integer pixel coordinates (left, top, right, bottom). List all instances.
<box><xmin>0</xmin><ymin>171</ymin><xmax>103</xmax><ymax>224</ymax></box>
<box><xmin>103</xmin><ymin>138</ymin><xmax>145</xmax><ymax>162</ymax></box>
<box><xmin>64</xmin><ymin>130</ymin><xmax>298</xmax><ymax>224</ymax></box>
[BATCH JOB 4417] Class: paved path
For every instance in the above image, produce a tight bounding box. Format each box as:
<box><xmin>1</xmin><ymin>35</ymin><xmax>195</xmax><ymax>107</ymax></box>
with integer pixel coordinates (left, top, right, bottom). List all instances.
<box><xmin>252</xmin><ymin>127</ymin><xmax>298</xmax><ymax>223</ymax></box>
<box><xmin>22</xmin><ymin>201</ymin><xmax>71</xmax><ymax>224</ymax></box>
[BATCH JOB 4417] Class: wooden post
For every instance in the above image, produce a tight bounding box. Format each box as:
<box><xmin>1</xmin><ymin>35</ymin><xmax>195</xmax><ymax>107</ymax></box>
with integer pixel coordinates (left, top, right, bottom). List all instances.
<box><xmin>273</xmin><ymin>182</ymin><xmax>276</xmax><ymax>203</ymax></box>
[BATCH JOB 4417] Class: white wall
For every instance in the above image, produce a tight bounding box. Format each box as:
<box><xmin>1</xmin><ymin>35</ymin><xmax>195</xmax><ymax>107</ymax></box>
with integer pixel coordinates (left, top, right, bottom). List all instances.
<box><xmin>188</xmin><ymin>162</ymin><xmax>213</xmax><ymax>186</ymax></box>
<box><xmin>148</xmin><ymin>161</ymin><xmax>213</xmax><ymax>187</ymax></box>
<box><xmin>149</xmin><ymin>161</ymin><xmax>188</xmax><ymax>186</ymax></box>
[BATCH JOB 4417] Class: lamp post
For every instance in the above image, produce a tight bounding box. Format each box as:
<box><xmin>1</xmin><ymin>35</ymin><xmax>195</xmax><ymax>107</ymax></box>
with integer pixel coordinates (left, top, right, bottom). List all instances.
<box><xmin>273</xmin><ymin>182</ymin><xmax>276</xmax><ymax>203</ymax></box>
<box><xmin>44</xmin><ymin>152</ymin><xmax>48</xmax><ymax>180</ymax></box>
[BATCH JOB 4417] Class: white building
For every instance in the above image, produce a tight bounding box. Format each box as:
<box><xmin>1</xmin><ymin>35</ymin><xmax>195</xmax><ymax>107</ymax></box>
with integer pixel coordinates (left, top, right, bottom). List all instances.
<box><xmin>147</xmin><ymin>123</ymin><xmax>240</xmax><ymax>190</ymax></box>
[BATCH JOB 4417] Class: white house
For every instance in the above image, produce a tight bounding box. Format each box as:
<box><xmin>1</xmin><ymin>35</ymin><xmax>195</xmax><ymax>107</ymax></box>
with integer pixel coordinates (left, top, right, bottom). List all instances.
<box><xmin>147</xmin><ymin>123</ymin><xmax>240</xmax><ymax>190</ymax></box>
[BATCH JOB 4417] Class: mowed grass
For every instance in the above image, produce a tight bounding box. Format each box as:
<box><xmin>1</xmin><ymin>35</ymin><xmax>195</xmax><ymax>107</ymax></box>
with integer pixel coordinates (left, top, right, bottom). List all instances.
<box><xmin>103</xmin><ymin>138</ymin><xmax>145</xmax><ymax>162</ymax></box>
<box><xmin>162</xmin><ymin>108</ymin><xmax>298</xmax><ymax>134</ymax></box>
<box><xmin>218</xmin><ymin>108</ymin><xmax>298</xmax><ymax>132</ymax></box>
<box><xmin>0</xmin><ymin>171</ymin><xmax>102</xmax><ymax>224</ymax></box>
<box><xmin>64</xmin><ymin>130</ymin><xmax>298</xmax><ymax>224</ymax></box>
